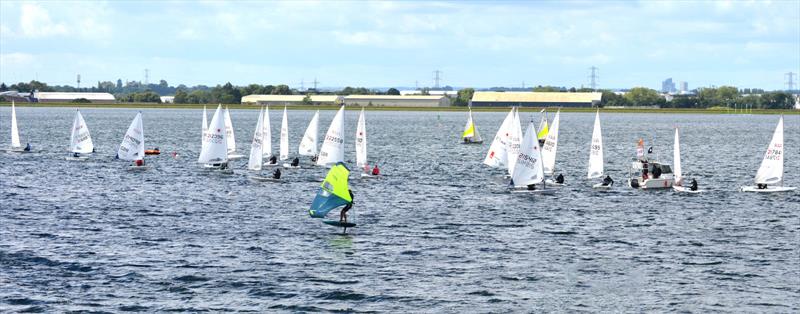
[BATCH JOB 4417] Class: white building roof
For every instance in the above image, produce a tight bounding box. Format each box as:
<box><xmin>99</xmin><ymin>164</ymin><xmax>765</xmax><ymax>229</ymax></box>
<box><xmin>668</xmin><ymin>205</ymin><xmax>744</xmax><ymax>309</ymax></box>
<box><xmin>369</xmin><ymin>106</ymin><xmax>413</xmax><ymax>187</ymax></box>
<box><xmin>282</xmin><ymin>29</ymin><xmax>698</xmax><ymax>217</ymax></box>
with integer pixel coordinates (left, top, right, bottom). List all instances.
<box><xmin>34</xmin><ymin>92</ymin><xmax>115</xmax><ymax>101</ymax></box>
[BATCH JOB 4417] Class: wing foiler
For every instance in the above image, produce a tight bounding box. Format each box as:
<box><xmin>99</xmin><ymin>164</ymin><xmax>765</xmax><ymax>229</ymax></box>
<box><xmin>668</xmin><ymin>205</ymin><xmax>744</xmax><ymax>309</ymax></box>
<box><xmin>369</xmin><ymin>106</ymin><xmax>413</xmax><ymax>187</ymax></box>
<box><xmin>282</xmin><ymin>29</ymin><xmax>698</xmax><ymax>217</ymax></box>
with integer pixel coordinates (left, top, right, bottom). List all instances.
<box><xmin>309</xmin><ymin>162</ymin><xmax>353</xmax><ymax>219</ymax></box>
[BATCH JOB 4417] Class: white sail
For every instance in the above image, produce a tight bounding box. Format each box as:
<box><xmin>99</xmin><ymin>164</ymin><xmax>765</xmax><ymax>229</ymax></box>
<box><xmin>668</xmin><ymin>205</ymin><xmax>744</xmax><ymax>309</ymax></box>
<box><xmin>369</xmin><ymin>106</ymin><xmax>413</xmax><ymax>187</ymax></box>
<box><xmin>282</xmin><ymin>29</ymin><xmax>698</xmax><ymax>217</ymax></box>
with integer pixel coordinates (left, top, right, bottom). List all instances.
<box><xmin>70</xmin><ymin>110</ymin><xmax>94</xmax><ymax>154</ymax></box>
<box><xmin>316</xmin><ymin>106</ymin><xmax>346</xmax><ymax>166</ymax></box>
<box><xmin>10</xmin><ymin>101</ymin><xmax>21</xmax><ymax>148</ymax></box>
<box><xmin>511</xmin><ymin>121</ymin><xmax>544</xmax><ymax>187</ymax></box>
<box><xmin>506</xmin><ymin>107</ymin><xmax>523</xmax><ymax>175</ymax></box>
<box><xmin>201</xmin><ymin>106</ymin><xmax>208</xmax><ymax>150</ymax></box>
<box><xmin>355</xmin><ymin>107</ymin><xmax>367</xmax><ymax>168</ymax></box>
<box><xmin>224</xmin><ymin>107</ymin><xmax>236</xmax><ymax>154</ymax></box>
<box><xmin>198</xmin><ymin>105</ymin><xmax>228</xmax><ymax>164</ymax></box>
<box><xmin>754</xmin><ymin>116</ymin><xmax>785</xmax><ymax>185</ymax></box>
<box><xmin>279</xmin><ymin>106</ymin><xmax>289</xmax><ymax>160</ymax></box>
<box><xmin>462</xmin><ymin>109</ymin><xmax>482</xmax><ymax>142</ymax></box>
<box><xmin>673</xmin><ymin>127</ymin><xmax>683</xmax><ymax>186</ymax></box>
<box><xmin>483</xmin><ymin>107</ymin><xmax>515</xmax><ymax>168</ymax></box>
<box><xmin>261</xmin><ymin>106</ymin><xmax>272</xmax><ymax>158</ymax></box>
<box><xmin>537</xmin><ymin>109</ymin><xmax>549</xmax><ymax>140</ymax></box>
<box><xmin>299</xmin><ymin>110</ymin><xmax>319</xmax><ymax>156</ymax></box>
<box><xmin>248</xmin><ymin>107</ymin><xmax>265</xmax><ymax>171</ymax></box>
<box><xmin>541</xmin><ymin>110</ymin><xmax>560</xmax><ymax>175</ymax></box>
<box><xmin>117</xmin><ymin>112</ymin><xmax>145</xmax><ymax>161</ymax></box>
<box><xmin>587</xmin><ymin>110</ymin><xmax>604</xmax><ymax>179</ymax></box>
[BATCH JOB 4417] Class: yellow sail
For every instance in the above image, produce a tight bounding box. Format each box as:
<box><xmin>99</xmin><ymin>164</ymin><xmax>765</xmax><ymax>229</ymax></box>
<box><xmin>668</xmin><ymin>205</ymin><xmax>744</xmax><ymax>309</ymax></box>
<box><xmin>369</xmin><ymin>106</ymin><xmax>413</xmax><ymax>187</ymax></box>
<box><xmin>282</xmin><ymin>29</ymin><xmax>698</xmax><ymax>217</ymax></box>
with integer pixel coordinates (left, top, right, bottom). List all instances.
<box><xmin>537</xmin><ymin>121</ymin><xmax>549</xmax><ymax>140</ymax></box>
<box><xmin>462</xmin><ymin>122</ymin><xmax>475</xmax><ymax>138</ymax></box>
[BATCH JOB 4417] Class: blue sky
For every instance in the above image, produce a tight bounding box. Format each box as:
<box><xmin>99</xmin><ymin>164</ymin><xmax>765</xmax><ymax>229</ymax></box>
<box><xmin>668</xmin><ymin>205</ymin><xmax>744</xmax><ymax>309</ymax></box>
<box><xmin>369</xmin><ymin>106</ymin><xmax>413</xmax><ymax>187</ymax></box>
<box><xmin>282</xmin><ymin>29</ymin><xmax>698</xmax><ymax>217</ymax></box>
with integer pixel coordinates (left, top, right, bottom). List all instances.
<box><xmin>1</xmin><ymin>0</ymin><xmax>798</xmax><ymax>90</ymax></box>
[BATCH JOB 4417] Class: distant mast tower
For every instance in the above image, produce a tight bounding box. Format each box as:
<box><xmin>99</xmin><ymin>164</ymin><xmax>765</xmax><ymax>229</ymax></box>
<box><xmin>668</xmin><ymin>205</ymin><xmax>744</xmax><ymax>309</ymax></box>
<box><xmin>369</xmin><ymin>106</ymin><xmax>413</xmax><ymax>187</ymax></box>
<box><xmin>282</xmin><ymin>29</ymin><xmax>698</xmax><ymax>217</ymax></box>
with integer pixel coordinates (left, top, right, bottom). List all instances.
<box><xmin>433</xmin><ymin>70</ymin><xmax>442</xmax><ymax>89</ymax></box>
<box><xmin>144</xmin><ymin>68</ymin><xmax>149</xmax><ymax>85</ymax></box>
<box><xmin>312</xmin><ymin>78</ymin><xmax>319</xmax><ymax>90</ymax></box>
<box><xmin>786</xmin><ymin>72</ymin><xmax>797</xmax><ymax>91</ymax></box>
<box><xmin>588</xmin><ymin>66</ymin><xmax>599</xmax><ymax>91</ymax></box>
<box><xmin>77</xmin><ymin>74</ymin><xmax>81</xmax><ymax>89</ymax></box>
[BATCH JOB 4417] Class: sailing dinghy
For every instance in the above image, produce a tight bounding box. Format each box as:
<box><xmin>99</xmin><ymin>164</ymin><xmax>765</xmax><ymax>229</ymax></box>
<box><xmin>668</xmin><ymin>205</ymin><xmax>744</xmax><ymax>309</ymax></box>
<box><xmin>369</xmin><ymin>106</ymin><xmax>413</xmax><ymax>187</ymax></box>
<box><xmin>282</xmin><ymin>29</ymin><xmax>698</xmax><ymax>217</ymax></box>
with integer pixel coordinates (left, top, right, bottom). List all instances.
<box><xmin>505</xmin><ymin>107</ymin><xmax>523</xmax><ymax>178</ymax></box>
<box><xmin>461</xmin><ymin>108</ymin><xmax>483</xmax><ymax>144</ymax></box>
<box><xmin>198</xmin><ymin>105</ymin><xmax>232</xmax><ymax>173</ymax></box>
<box><xmin>672</xmin><ymin>127</ymin><xmax>703</xmax><ymax>193</ymax></box>
<box><xmin>117</xmin><ymin>112</ymin><xmax>148</xmax><ymax>170</ymax></box>
<box><xmin>741</xmin><ymin>116</ymin><xmax>795</xmax><ymax>193</ymax></box>
<box><xmin>509</xmin><ymin>121</ymin><xmax>554</xmax><ymax>194</ymax></box>
<box><xmin>316</xmin><ymin>106</ymin><xmax>346</xmax><ymax>167</ymax></box>
<box><xmin>587</xmin><ymin>110</ymin><xmax>610</xmax><ymax>189</ymax></box>
<box><xmin>66</xmin><ymin>109</ymin><xmax>94</xmax><ymax>161</ymax></box>
<box><xmin>309</xmin><ymin>162</ymin><xmax>355</xmax><ymax>229</ymax></box>
<box><xmin>278</xmin><ymin>107</ymin><xmax>299</xmax><ymax>168</ymax></box>
<box><xmin>483</xmin><ymin>107</ymin><xmax>516</xmax><ymax>170</ymax></box>
<box><xmin>296</xmin><ymin>110</ymin><xmax>320</xmax><ymax>167</ymax></box>
<box><xmin>537</xmin><ymin>109</ymin><xmax>549</xmax><ymax>145</ymax></box>
<box><xmin>5</xmin><ymin>101</ymin><xmax>31</xmax><ymax>153</ymax></box>
<box><xmin>248</xmin><ymin>107</ymin><xmax>280</xmax><ymax>181</ymax></box>
<box><xmin>355</xmin><ymin>107</ymin><xmax>378</xmax><ymax>179</ymax></box>
<box><xmin>543</xmin><ymin>110</ymin><xmax>564</xmax><ymax>186</ymax></box>
<box><xmin>260</xmin><ymin>106</ymin><xmax>278</xmax><ymax>167</ymax></box>
<box><xmin>224</xmin><ymin>107</ymin><xmax>244</xmax><ymax>160</ymax></box>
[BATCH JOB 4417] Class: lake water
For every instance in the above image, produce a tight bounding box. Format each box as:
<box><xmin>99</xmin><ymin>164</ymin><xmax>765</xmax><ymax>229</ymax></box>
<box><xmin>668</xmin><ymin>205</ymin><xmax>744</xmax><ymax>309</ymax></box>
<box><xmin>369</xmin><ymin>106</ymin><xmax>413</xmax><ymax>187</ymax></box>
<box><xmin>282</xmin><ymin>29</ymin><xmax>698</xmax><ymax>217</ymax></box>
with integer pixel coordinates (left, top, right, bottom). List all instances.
<box><xmin>1</xmin><ymin>107</ymin><xmax>798</xmax><ymax>312</ymax></box>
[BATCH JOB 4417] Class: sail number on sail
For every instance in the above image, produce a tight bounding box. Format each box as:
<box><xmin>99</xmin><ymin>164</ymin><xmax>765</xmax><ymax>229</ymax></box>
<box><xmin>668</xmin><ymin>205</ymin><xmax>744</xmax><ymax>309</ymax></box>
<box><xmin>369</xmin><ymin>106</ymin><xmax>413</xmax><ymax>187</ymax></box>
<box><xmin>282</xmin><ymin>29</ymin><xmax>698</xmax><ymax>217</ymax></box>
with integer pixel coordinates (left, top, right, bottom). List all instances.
<box><xmin>765</xmin><ymin>144</ymin><xmax>782</xmax><ymax>161</ymax></box>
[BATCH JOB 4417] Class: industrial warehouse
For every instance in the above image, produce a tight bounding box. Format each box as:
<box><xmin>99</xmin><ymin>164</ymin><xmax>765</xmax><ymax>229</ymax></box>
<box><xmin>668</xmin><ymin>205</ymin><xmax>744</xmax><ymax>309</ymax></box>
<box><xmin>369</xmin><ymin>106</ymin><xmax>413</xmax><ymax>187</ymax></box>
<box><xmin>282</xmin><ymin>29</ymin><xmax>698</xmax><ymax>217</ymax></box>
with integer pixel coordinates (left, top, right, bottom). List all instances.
<box><xmin>470</xmin><ymin>91</ymin><xmax>602</xmax><ymax>107</ymax></box>
<box><xmin>240</xmin><ymin>94</ymin><xmax>343</xmax><ymax>106</ymax></box>
<box><xmin>0</xmin><ymin>91</ymin><xmax>116</xmax><ymax>103</ymax></box>
<box><xmin>241</xmin><ymin>94</ymin><xmax>450</xmax><ymax>107</ymax></box>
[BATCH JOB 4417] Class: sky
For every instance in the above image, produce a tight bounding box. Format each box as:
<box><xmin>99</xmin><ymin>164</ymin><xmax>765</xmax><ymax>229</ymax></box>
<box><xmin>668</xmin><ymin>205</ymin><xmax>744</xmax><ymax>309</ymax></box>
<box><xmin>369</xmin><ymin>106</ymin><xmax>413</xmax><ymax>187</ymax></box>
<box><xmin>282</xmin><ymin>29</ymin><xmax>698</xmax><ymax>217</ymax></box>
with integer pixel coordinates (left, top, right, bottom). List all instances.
<box><xmin>1</xmin><ymin>0</ymin><xmax>799</xmax><ymax>91</ymax></box>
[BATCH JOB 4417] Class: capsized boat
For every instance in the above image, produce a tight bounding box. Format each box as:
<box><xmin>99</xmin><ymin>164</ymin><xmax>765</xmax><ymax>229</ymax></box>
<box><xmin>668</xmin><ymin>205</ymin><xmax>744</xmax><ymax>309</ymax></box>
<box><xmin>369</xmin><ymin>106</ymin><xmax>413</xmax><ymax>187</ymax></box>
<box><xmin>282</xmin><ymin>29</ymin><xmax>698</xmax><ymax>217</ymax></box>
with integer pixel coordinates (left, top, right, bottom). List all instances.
<box><xmin>316</xmin><ymin>106</ymin><xmax>346</xmax><ymax>167</ymax></box>
<box><xmin>198</xmin><ymin>105</ymin><xmax>231</xmax><ymax>172</ymax></box>
<box><xmin>627</xmin><ymin>139</ymin><xmax>674</xmax><ymax>189</ymax></box>
<box><xmin>461</xmin><ymin>108</ymin><xmax>483</xmax><ymax>144</ymax></box>
<box><xmin>117</xmin><ymin>112</ymin><xmax>148</xmax><ymax>170</ymax></box>
<box><xmin>66</xmin><ymin>109</ymin><xmax>94</xmax><ymax>161</ymax></box>
<box><xmin>509</xmin><ymin>120</ymin><xmax>554</xmax><ymax>194</ymax></box>
<box><xmin>741</xmin><ymin>116</ymin><xmax>795</xmax><ymax>193</ymax></box>
<box><xmin>309</xmin><ymin>162</ymin><xmax>355</xmax><ymax>228</ymax></box>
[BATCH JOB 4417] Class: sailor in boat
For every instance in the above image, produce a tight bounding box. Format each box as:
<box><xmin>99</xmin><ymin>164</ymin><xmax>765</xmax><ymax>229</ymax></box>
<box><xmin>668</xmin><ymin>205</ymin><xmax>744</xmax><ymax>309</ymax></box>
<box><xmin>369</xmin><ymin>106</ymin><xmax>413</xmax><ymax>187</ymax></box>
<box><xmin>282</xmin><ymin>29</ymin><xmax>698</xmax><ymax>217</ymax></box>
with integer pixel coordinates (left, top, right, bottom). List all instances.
<box><xmin>642</xmin><ymin>161</ymin><xmax>649</xmax><ymax>180</ymax></box>
<box><xmin>527</xmin><ymin>184</ymin><xmax>536</xmax><ymax>191</ymax></box>
<box><xmin>310</xmin><ymin>155</ymin><xmax>318</xmax><ymax>163</ymax></box>
<box><xmin>652</xmin><ymin>165</ymin><xmax>662</xmax><ymax>179</ymax></box>
<box><xmin>602</xmin><ymin>175</ymin><xmax>614</xmax><ymax>187</ymax></box>
<box><xmin>134</xmin><ymin>159</ymin><xmax>145</xmax><ymax>167</ymax></box>
<box><xmin>269</xmin><ymin>155</ymin><xmax>278</xmax><ymax>165</ymax></box>
<box><xmin>690</xmin><ymin>178</ymin><xmax>698</xmax><ymax>191</ymax></box>
<box><xmin>273</xmin><ymin>168</ymin><xmax>281</xmax><ymax>179</ymax></box>
<box><xmin>339</xmin><ymin>189</ymin><xmax>354</xmax><ymax>231</ymax></box>
<box><xmin>757</xmin><ymin>183</ymin><xmax>767</xmax><ymax>190</ymax></box>
<box><xmin>371</xmin><ymin>164</ymin><xmax>380</xmax><ymax>176</ymax></box>
<box><xmin>555</xmin><ymin>173</ymin><xmax>564</xmax><ymax>184</ymax></box>
<box><xmin>218</xmin><ymin>162</ymin><xmax>229</xmax><ymax>170</ymax></box>
<box><xmin>73</xmin><ymin>152</ymin><xmax>80</xmax><ymax>158</ymax></box>
<box><xmin>291</xmin><ymin>157</ymin><xmax>300</xmax><ymax>167</ymax></box>
<box><xmin>23</xmin><ymin>143</ymin><xmax>31</xmax><ymax>152</ymax></box>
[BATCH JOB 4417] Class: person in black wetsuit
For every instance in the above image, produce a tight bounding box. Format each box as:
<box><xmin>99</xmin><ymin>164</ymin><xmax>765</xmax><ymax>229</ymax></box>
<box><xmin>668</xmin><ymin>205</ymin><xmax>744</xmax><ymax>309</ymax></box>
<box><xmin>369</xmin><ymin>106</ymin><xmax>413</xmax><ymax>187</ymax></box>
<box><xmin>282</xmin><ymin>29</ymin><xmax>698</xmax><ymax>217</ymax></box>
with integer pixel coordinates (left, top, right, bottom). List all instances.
<box><xmin>340</xmin><ymin>190</ymin><xmax>354</xmax><ymax>231</ymax></box>
<box><xmin>290</xmin><ymin>157</ymin><xmax>299</xmax><ymax>167</ymax></box>
<box><xmin>273</xmin><ymin>168</ymin><xmax>281</xmax><ymax>179</ymax></box>
<box><xmin>24</xmin><ymin>143</ymin><xmax>31</xmax><ymax>152</ymax></box>
<box><xmin>555</xmin><ymin>173</ymin><xmax>564</xmax><ymax>184</ymax></box>
<box><xmin>310</xmin><ymin>155</ymin><xmax>318</xmax><ymax>162</ymax></box>
<box><xmin>269</xmin><ymin>155</ymin><xmax>277</xmax><ymax>165</ymax></box>
<box><xmin>652</xmin><ymin>166</ymin><xmax>662</xmax><ymax>179</ymax></box>
<box><xmin>602</xmin><ymin>175</ymin><xmax>614</xmax><ymax>186</ymax></box>
<box><xmin>527</xmin><ymin>184</ymin><xmax>536</xmax><ymax>190</ymax></box>
<box><xmin>690</xmin><ymin>178</ymin><xmax>698</xmax><ymax>191</ymax></box>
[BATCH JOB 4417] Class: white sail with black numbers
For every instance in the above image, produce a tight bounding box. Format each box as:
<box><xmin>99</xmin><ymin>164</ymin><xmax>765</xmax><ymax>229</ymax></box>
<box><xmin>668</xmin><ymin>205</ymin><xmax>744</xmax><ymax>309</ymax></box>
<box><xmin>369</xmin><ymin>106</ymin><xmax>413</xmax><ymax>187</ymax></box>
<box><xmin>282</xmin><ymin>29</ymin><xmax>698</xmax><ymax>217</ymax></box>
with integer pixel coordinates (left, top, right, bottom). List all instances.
<box><xmin>316</xmin><ymin>106</ymin><xmax>345</xmax><ymax>166</ymax></box>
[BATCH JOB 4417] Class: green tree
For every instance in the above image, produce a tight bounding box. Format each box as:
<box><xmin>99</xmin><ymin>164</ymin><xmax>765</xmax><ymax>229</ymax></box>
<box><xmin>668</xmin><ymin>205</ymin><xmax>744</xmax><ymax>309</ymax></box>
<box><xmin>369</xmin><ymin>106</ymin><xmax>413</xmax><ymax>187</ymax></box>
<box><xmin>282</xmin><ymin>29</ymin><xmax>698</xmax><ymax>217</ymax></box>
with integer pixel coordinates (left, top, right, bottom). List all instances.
<box><xmin>387</xmin><ymin>88</ymin><xmax>400</xmax><ymax>95</ymax></box>
<box><xmin>455</xmin><ymin>88</ymin><xmax>475</xmax><ymax>106</ymax></box>
<box><xmin>532</xmin><ymin>85</ymin><xmax>562</xmax><ymax>92</ymax></box>
<box><xmin>302</xmin><ymin>94</ymin><xmax>313</xmax><ymax>105</ymax></box>
<box><xmin>624</xmin><ymin>87</ymin><xmax>663</xmax><ymax>107</ymax></box>
<box><xmin>600</xmin><ymin>91</ymin><xmax>629</xmax><ymax>107</ymax></box>
<box><xmin>174</xmin><ymin>89</ymin><xmax>189</xmax><ymax>104</ymax></box>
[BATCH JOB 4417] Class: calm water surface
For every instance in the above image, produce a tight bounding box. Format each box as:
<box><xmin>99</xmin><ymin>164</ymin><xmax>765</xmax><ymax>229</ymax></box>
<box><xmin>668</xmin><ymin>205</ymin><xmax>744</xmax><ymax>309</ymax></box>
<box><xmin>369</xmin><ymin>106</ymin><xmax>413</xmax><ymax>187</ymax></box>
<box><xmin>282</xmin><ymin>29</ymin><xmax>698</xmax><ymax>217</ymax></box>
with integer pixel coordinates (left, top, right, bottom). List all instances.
<box><xmin>1</xmin><ymin>107</ymin><xmax>798</xmax><ymax>312</ymax></box>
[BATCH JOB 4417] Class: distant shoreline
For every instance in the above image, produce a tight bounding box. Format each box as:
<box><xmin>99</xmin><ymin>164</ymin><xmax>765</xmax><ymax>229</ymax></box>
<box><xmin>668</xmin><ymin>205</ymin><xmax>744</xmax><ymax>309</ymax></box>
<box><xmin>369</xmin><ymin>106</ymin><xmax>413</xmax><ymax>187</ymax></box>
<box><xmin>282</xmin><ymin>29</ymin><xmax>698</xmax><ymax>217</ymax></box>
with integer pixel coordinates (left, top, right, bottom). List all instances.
<box><xmin>1</xmin><ymin>102</ymin><xmax>797</xmax><ymax>115</ymax></box>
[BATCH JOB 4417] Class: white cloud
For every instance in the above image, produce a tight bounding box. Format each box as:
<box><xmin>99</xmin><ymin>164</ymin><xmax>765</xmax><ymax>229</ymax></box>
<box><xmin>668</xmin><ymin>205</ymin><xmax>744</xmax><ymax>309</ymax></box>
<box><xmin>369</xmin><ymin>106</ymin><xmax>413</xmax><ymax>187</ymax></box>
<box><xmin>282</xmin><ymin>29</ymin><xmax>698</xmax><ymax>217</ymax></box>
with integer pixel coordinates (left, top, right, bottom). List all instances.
<box><xmin>20</xmin><ymin>3</ymin><xmax>68</xmax><ymax>37</ymax></box>
<box><xmin>0</xmin><ymin>52</ymin><xmax>35</xmax><ymax>65</ymax></box>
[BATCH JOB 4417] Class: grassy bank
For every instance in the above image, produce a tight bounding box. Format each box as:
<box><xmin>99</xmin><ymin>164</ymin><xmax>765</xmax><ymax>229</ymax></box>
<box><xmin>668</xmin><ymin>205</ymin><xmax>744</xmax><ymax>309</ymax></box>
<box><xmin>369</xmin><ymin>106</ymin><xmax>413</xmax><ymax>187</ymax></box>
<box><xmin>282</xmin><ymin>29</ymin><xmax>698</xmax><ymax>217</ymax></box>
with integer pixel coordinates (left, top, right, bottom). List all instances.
<box><xmin>1</xmin><ymin>102</ymin><xmax>797</xmax><ymax>115</ymax></box>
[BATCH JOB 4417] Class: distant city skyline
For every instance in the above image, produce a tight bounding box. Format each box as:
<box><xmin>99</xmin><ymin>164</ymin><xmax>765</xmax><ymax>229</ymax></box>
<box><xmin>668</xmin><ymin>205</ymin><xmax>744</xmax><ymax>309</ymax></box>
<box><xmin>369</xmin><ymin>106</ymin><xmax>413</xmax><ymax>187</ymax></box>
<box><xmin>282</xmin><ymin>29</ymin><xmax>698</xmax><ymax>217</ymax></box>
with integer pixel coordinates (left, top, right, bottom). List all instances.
<box><xmin>1</xmin><ymin>1</ymin><xmax>798</xmax><ymax>90</ymax></box>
